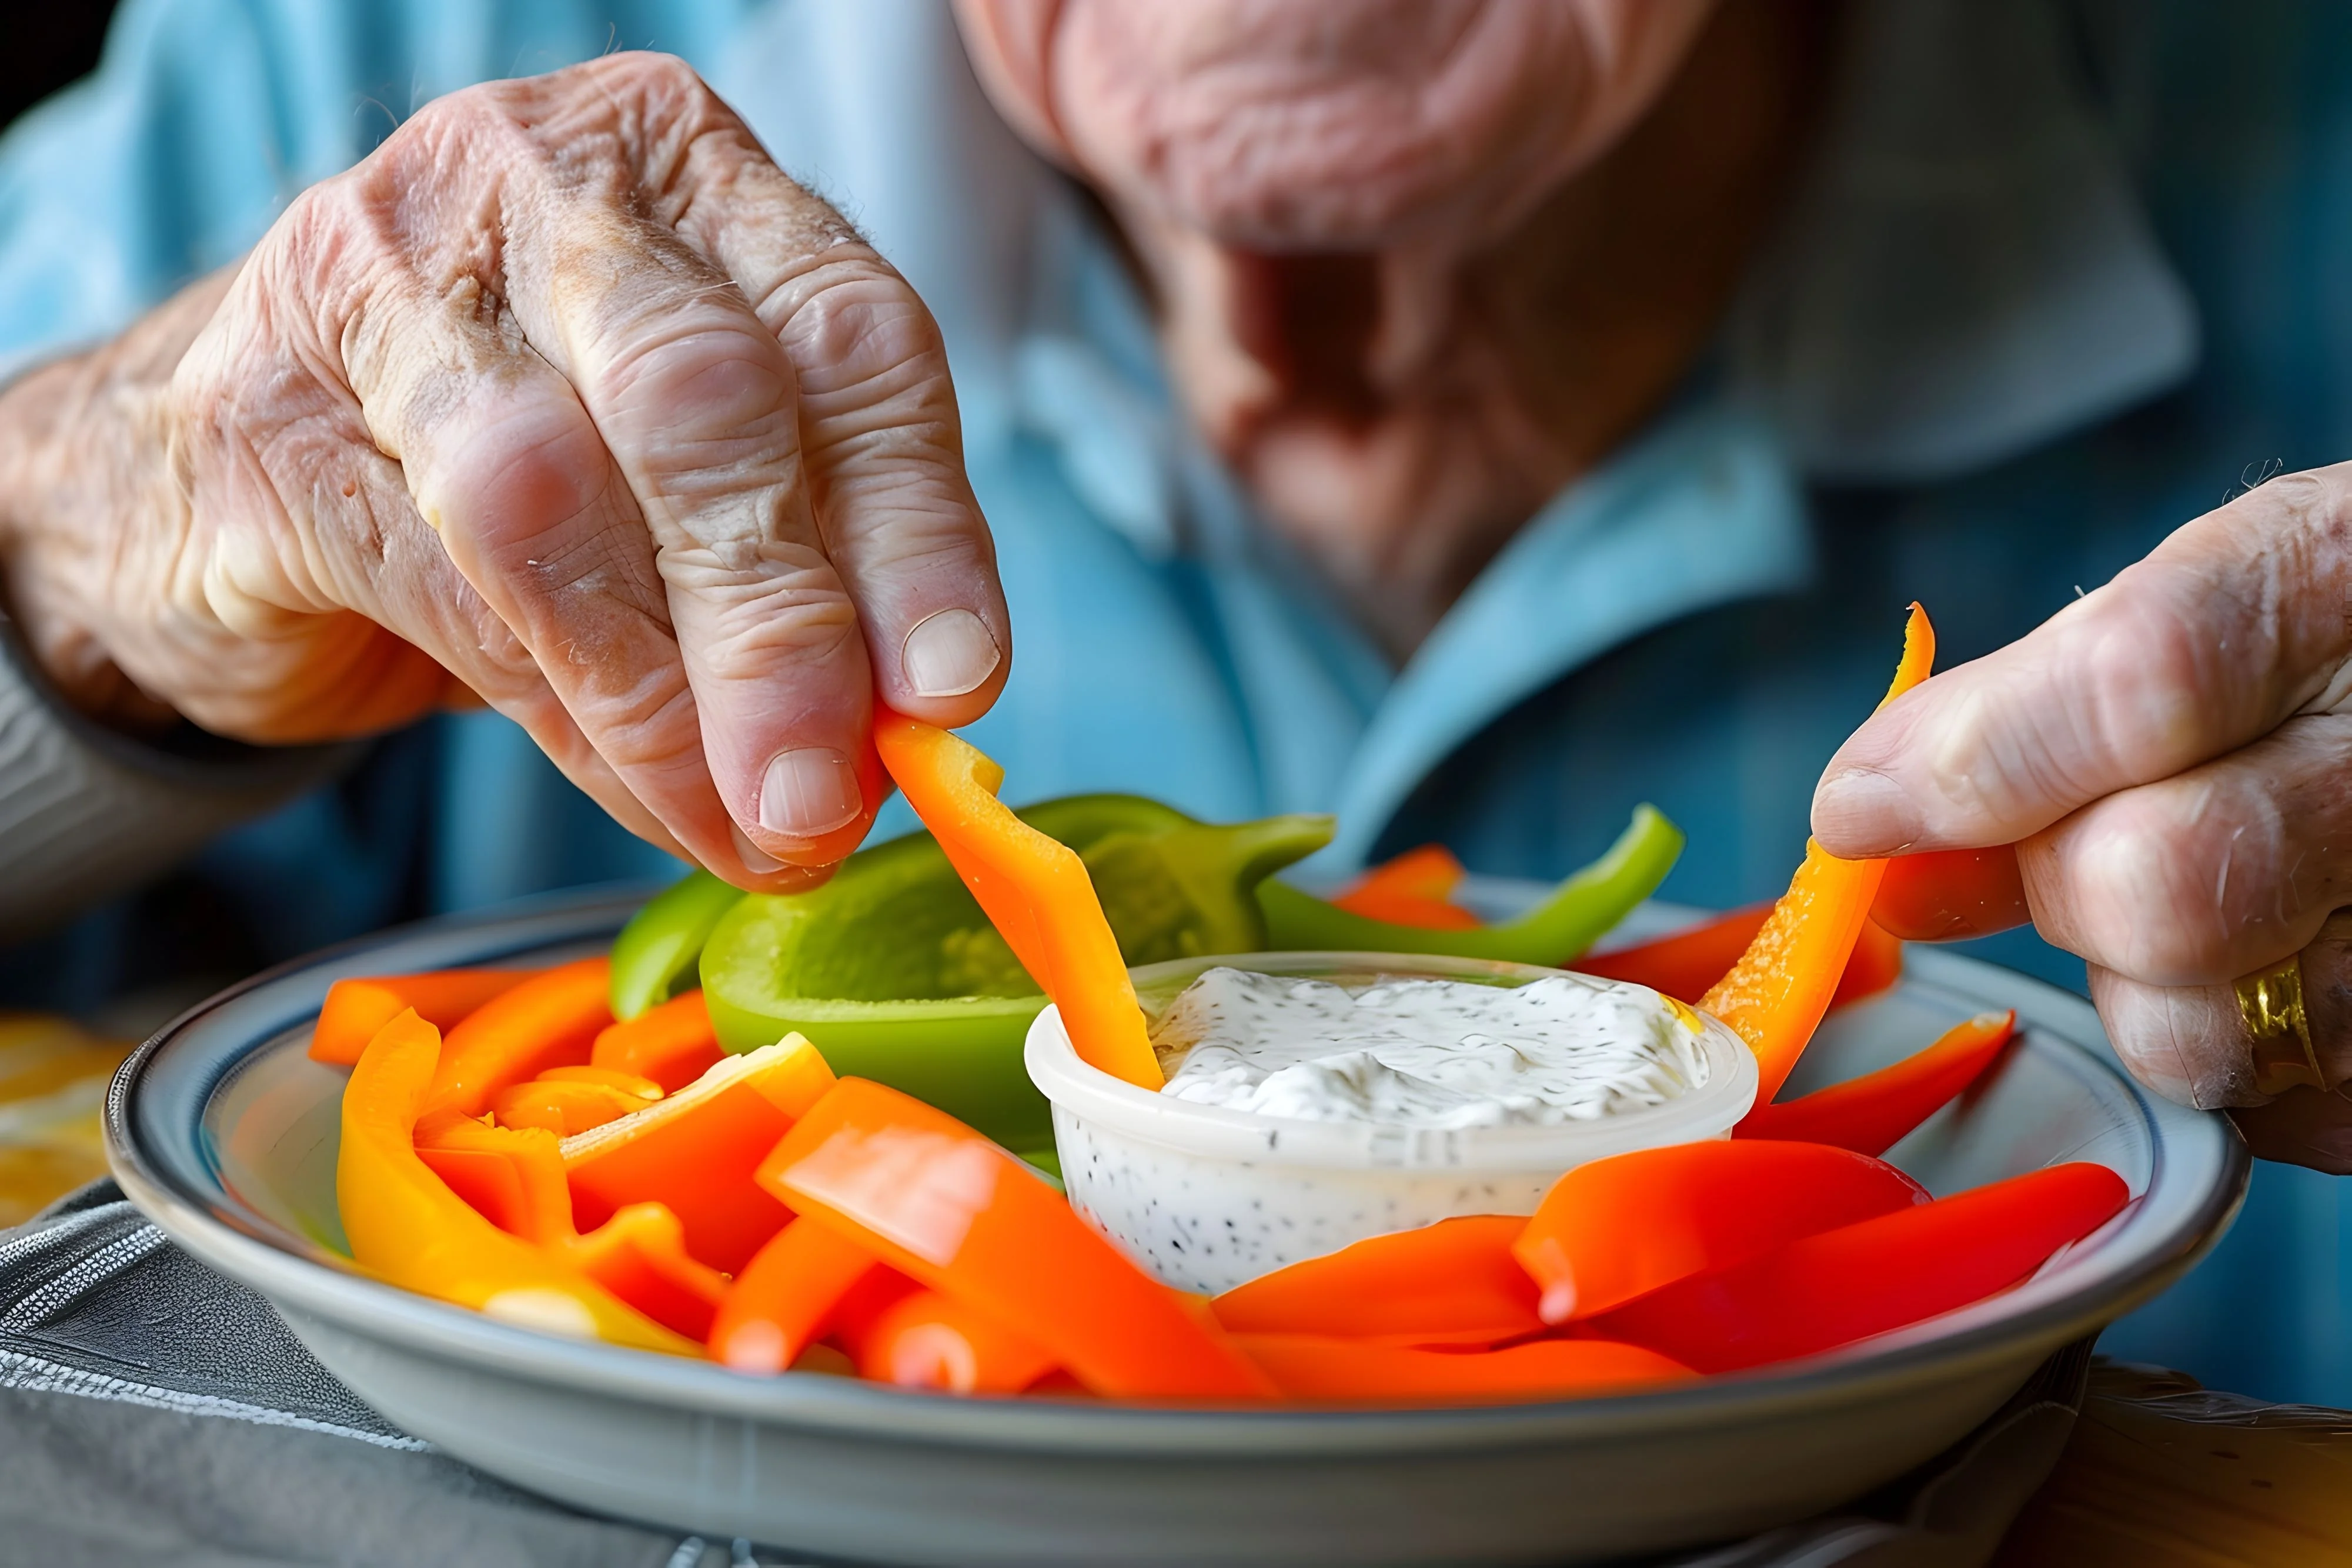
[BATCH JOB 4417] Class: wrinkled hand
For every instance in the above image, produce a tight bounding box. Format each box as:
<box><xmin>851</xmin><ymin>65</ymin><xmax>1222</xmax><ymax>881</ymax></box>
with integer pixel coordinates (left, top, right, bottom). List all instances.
<box><xmin>1815</xmin><ymin>464</ymin><xmax>2352</xmax><ymax>1167</ymax></box>
<box><xmin>0</xmin><ymin>54</ymin><xmax>1009</xmax><ymax>887</ymax></box>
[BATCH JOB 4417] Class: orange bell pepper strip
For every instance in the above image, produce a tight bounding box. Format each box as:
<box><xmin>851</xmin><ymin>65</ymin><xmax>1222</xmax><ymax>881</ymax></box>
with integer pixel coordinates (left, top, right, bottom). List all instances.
<box><xmin>310</xmin><ymin>969</ymin><xmax>533</xmax><ymax>1065</ymax></box>
<box><xmin>590</xmin><ymin>989</ymin><xmax>724</xmax><ymax>1094</ymax></box>
<box><xmin>562</xmin><ymin>1201</ymin><xmax>731</xmax><ymax>1342</ymax></box>
<box><xmin>335</xmin><ymin>1009</ymin><xmax>693</xmax><ymax>1355</ymax></box>
<box><xmin>413</xmin><ymin>1108</ymin><xmax>576</xmax><ymax>1245</ymax></box>
<box><xmin>1232</xmin><ymin>1334</ymin><xmax>1691</xmax><ymax>1405</ymax></box>
<box><xmin>1330</xmin><ymin>845</ymin><xmax>1480</xmax><ymax>930</ymax></box>
<box><xmin>1586</xmin><ymin>1162</ymin><xmax>2129</xmax><ymax>1373</ymax></box>
<box><xmin>488</xmin><ymin>1066</ymin><xmax>661</xmax><ymax>1137</ymax></box>
<box><xmin>562</xmin><ymin>1035</ymin><xmax>836</xmax><ymax>1272</ymax></box>
<box><xmin>873</xmin><ymin>715</ymin><xmax>1161</xmax><ymax>1089</ymax></box>
<box><xmin>425</xmin><ymin>957</ymin><xmax>614</xmax><ymax>1116</ymax></box>
<box><xmin>1737</xmin><ymin>1011</ymin><xmax>2016</xmax><ymax>1155</ymax></box>
<box><xmin>1575</xmin><ymin>906</ymin><xmax>1904</xmax><ymax>1011</ymax></box>
<box><xmin>707</xmin><ymin>1214</ymin><xmax>887</xmax><ymax>1374</ymax></box>
<box><xmin>857</xmin><ymin>1288</ymin><xmax>1062</xmax><ymax>1395</ymax></box>
<box><xmin>1701</xmin><ymin>604</ymin><xmax>1936</xmax><ymax>1102</ymax></box>
<box><xmin>1513</xmin><ymin>1139</ymin><xmax>1926</xmax><ymax>1325</ymax></box>
<box><xmin>759</xmin><ymin>1077</ymin><xmax>1277</xmax><ymax>1401</ymax></box>
<box><xmin>1211</xmin><ymin>1216</ymin><xmax>1541</xmax><ymax>1346</ymax></box>
<box><xmin>1872</xmin><ymin>844</ymin><xmax>2032</xmax><ymax>942</ymax></box>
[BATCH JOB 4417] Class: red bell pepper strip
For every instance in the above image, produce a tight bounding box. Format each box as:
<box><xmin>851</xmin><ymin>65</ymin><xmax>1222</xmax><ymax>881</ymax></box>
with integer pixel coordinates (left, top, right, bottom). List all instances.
<box><xmin>1211</xmin><ymin>1216</ymin><xmax>1541</xmax><ymax>1346</ymax></box>
<box><xmin>563</xmin><ymin>1201</ymin><xmax>731</xmax><ymax>1342</ymax></box>
<box><xmin>1586</xmin><ymin>1162</ymin><xmax>2129</xmax><ymax>1373</ymax></box>
<box><xmin>413</xmin><ymin>1108</ymin><xmax>576</xmax><ymax>1246</ymax></box>
<box><xmin>425</xmin><ymin>957</ymin><xmax>614</xmax><ymax>1116</ymax></box>
<box><xmin>759</xmin><ymin>1077</ymin><xmax>1277</xmax><ymax>1401</ymax></box>
<box><xmin>489</xmin><ymin>1066</ymin><xmax>662</xmax><ymax>1136</ymax></box>
<box><xmin>562</xmin><ymin>1035</ymin><xmax>836</xmax><ymax>1272</ymax></box>
<box><xmin>857</xmin><ymin>1288</ymin><xmax>1062</xmax><ymax>1395</ymax></box>
<box><xmin>590</xmin><ymin>989</ymin><xmax>724</xmax><ymax>1094</ymax></box>
<box><xmin>873</xmin><ymin>716</ymin><xmax>1162</xmax><ymax>1090</ymax></box>
<box><xmin>707</xmin><ymin>1215</ymin><xmax>887</xmax><ymax>1375</ymax></box>
<box><xmin>1232</xmin><ymin>1334</ymin><xmax>1692</xmax><ymax>1403</ymax></box>
<box><xmin>1702</xmin><ymin>605</ymin><xmax>1936</xmax><ymax>1102</ymax></box>
<box><xmin>1513</xmin><ymin>1139</ymin><xmax>1926</xmax><ymax>1325</ymax></box>
<box><xmin>1736</xmin><ymin>1010</ymin><xmax>2016</xmax><ymax>1155</ymax></box>
<box><xmin>1331</xmin><ymin>845</ymin><xmax>1480</xmax><ymax>930</ymax></box>
<box><xmin>310</xmin><ymin>969</ymin><xmax>532</xmax><ymax>1065</ymax></box>
<box><xmin>1873</xmin><ymin>845</ymin><xmax>2032</xmax><ymax>942</ymax></box>
<box><xmin>1575</xmin><ymin>907</ymin><xmax>1904</xmax><ymax>1011</ymax></box>
<box><xmin>823</xmin><ymin>1264</ymin><xmax>924</xmax><ymax>1364</ymax></box>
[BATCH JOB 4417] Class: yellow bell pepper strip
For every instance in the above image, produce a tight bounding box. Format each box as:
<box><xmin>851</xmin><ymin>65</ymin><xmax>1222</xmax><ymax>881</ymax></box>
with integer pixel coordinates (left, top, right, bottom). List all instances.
<box><xmin>707</xmin><ymin>1214</ymin><xmax>890</xmax><ymax>1374</ymax></box>
<box><xmin>488</xmin><ymin>1066</ymin><xmax>662</xmax><ymax>1137</ymax></box>
<box><xmin>1512</xmin><ymin>1139</ymin><xmax>1927</xmax><ymax>1325</ymax></box>
<box><xmin>1329</xmin><ymin>845</ymin><xmax>1479</xmax><ymax>930</ymax></box>
<box><xmin>1702</xmin><ymin>604</ymin><xmax>1936</xmax><ymax>1102</ymax></box>
<box><xmin>1576</xmin><ymin>904</ymin><xmax>1905</xmax><ymax>1011</ymax></box>
<box><xmin>412</xmin><ymin>1108</ymin><xmax>576</xmax><ymax>1246</ymax></box>
<box><xmin>336</xmin><ymin>1009</ymin><xmax>694</xmax><ymax>1355</ymax></box>
<box><xmin>759</xmin><ymin>1077</ymin><xmax>1279</xmax><ymax>1401</ymax></box>
<box><xmin>562</xmin><ymin>1034</ymin><xmax>835</xmax><ymax>1273</ymax></box>
<box><xmin>1210</xmin><ymin>1216</ymin><xmax>1541</xmax><ymax>1346</ymax></box>
<box><xmin>857</xmin><ymin>1288</ymin><xmax>1063</xmax><ymax>1395</ymax></box>
<box><xmin>310</xmin><ymin>969</ymin><xmax>532</xmax><ymax>1065</ymax></box>
<box><xmin>873</xmin><ymin>715</ymin><xmax>1161</xmax><ymax>1089</ymax></box>
<box><xmin>425</xmin><ymin>957</ymin><xmax>614</xmax><ymax>1117</ymax></box>
<box><xmin>562</xmin><ymin>1201</ymin><xmax>731</xmax><ymax>1342</ymax></box>
<box><xmin>1255</xmin><ymin>805</ymin><xmax>1684</xmax><ymax>967</ymax></box>
<box><xmin>590</xmin><ymin>989</ymin><xmax>723</xmax><ymax>1094</ymax></box>
<box><xmin>1232</xmin><ymin>1334</ymin><xmax>1693</xmax><ymax>1404</ymax></box>
<box><xmin>1585</xmin><ymin>1162</ymin><xmax>2130</xmax><ymax>1373</ymax></box>
<box><xmin>609</xmin><ymin>869</ymin><xmax>746</xmax><ymax>1021</ymax></box>
<box><xmin>1737</xmin><ymin>1011</ymin><xmax>2016</xmax><ymax>1155</ymax></box>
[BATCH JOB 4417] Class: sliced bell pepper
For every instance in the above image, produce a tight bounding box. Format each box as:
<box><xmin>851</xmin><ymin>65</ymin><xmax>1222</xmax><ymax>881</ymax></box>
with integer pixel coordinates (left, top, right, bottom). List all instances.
<box><xmin>857</xmin><ymin>1288</ymin><xmax>1062</xmax><ymax>1395</ymax></box>
<box><xmin>425</xmin><ymin>957</ymin><xmax>613</xmax><ymax>1117</ymax></box>
<box><xmin>562</xmin><ymin>1034</ymin><xmax>836</xmax><ymax>1272</ymax></box>
<box><xmin>873</xmin><ymin>717</ymin><xmax>1161</xmax><ymax>1089</ymax></box>
<box><xmin>310</xmin><ymin>969</ymin><xmax>532</xmax><ymax>1065</ymax></box>
<box><xmin>1513</xmin><ymin>1139</ymin><xmax>1927</xmax><ymax>1324</ymax></box>
<box><xmin>562</xmin><ymin>1201</ymin><xmax>731</xmax><ymax>1342</ymax></box>
<box><xmin>1873</xmin><ymin>844</ymin><xmax>2032</xmax><ymax>942</ymax></box>
<box><xmin>1575</xmin><ymin>905</ymin><xmax>1904</xmax><ymax>1010</ymax></box>
<box><xmin>1232</xmin><ymin>1334</ymin><xmax>1692</xmax><ymax>1404</ymax></box>
<box><xmin>1210</xmin><ymin>1216</ymin><xmax>1541</xmax><ymax>1346</ymax></box>
<box><xmin>1585</xmin><ymin>1161</ymin><xmax>2130</xmax><ymax>1373</ymax></box>
<box><xmin>609</xmin><ymin>868</ymin><xmax>747</xmax><ymax>1021</ymax></box>
<box><xmin>1258</xmin><ymin>805</ymin><xmax>1682</xmax><ymax>966</ymax></box>
<box><xmin>1702</xmin><ymin>605</ymin><xmax>1936</xmax><ymax>1102</ymax></box>
<box><xmin>1330</xmin><ymin>845</ymin><xmax>1479</xmax><ymax>930</ymax></box>
<box><xmin>412</xmin><ymin>1108</ymin><xmax>576</xmax><ymax>1246</ymax></box>
<box><xmin>489</xmin><ymin>1065</ymin><xmax>662</xmax><ymax>1137</ymax></box>
<box><xmin>590</xmin><ymin>989</ymin><xmax>723</xmax><ymax>1094</ymax></box>
<box><xmin>823</xmin><ymin>1261</ymin><xmax>924</xmax><ymax>1364</ymax></box>
<box><xmin>759</xmin><ymin>1077</ymin><xmax>1278</xmax><ymax>1401</ymax></box>
<box><xmin>335</xmin><ymin>1009</ymin><xmax>693</xmax><ymax>1354</ymax></box>
<box><xmin>1736</xmin><ymin>1011</ymin><xmax>2016</xmax><ymax>1155</ymax></box>
<box><xmin>707</xmin><ymin>1213</ymin><xmax>888</xmax><ymax>1374</ymax></box>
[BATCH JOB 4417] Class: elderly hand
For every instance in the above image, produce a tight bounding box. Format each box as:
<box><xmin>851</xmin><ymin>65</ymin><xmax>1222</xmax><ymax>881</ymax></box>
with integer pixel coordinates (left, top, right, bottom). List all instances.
<box><xmin>1813</xmin><ymin>465</ymin><xmax>2352</xmax><ymax>1168</ymax></box>
<box><xmin>0</xmin><ymin>54</ymin><xmax>1009</xmax><ymax>888</ymax></box>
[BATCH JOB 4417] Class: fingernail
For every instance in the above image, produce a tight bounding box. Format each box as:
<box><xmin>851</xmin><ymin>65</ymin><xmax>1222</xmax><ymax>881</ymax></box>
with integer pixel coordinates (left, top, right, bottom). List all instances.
<box><xmin>730</xmin><ymin>823</ymin><xmax>783</xmax><ymax>874</ymax></box>
<box><xmin>1812</xmin><ymin>768</ymin><xmax>1921</xmax><ymax>855</ymax></box>
<box><xmin>759</xmin><ymin>747</ymin><xmax>863</xmax><ymax>838</ymax></box>
<box><xmin>901</xmin><ymin>609</ymin><xmax>1001</xmax><ymax>699</ymax></box>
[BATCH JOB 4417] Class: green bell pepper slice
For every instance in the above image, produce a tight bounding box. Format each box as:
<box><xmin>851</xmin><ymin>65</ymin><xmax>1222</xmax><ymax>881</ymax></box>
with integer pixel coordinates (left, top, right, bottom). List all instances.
<box><xmin>1255</xmin><ymin>805</ymin><xmax>1684</xmax><ymax>966</ymax></box>
<box><xmin>608</xmin><ymin>867</ymin><xmax>747</xmax><ymax>1021</ymax></box>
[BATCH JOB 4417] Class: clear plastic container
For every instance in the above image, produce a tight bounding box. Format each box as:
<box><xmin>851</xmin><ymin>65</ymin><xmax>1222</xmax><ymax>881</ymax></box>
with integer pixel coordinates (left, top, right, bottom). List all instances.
<box><xmin>1025</xmin><ymin>951</ymin><xmax>1758</xmax><ymax>1294</ymax></box>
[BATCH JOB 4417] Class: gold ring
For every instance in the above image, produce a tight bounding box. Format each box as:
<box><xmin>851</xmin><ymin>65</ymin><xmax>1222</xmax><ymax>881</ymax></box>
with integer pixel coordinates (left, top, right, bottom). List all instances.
<box><xmin>2237</xmin><ymin>952</ymin><xmax>2327</xmax><ymax>1095</ymax></box>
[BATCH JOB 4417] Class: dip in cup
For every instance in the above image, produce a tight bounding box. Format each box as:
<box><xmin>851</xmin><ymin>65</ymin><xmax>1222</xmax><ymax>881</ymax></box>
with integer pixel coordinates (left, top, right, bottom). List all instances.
<box><xmin>1025</xmin><ymin>951</ymin><xmax>1758</xmax><ymax>1294</ymax></box>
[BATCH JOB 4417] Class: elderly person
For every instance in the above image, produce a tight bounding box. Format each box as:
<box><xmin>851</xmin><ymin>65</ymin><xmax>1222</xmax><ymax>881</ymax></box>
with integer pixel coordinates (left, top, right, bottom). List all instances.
<box><xmin>0</xmin><ymin>0</ymin><xmax>2346</xmax><ymax>1419</ymax></box>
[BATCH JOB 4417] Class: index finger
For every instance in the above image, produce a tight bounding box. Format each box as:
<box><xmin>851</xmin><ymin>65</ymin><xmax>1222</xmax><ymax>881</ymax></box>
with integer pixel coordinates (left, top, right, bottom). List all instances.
<box><xmin>1813</xmin><ymin>463</ymin><xmax>2352</xmax><ymax>857</ymax></box>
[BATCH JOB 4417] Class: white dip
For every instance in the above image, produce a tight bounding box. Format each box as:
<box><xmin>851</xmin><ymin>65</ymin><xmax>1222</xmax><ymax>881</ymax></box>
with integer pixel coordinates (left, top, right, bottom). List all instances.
<box><xmin>1150</xmin><ymin>967</ymin><xmax>1708</xmax><ymax>1130</ymax></box>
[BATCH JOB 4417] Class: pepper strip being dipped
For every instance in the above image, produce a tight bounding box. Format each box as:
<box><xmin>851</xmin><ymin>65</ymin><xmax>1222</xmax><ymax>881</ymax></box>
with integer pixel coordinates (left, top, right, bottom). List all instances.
<box><xmin>1576</xmin><ymin>905</ymin><xmax>1904</xmax><ymax>1011</ymax></box>
<box><xmin>759</xmin><ymin>1077</ymin><xmax>1278</xmax><ymax>1401</ymax></box>
<box><xmin>1586</xmin><ymin>1162</ymin><xmax>2130</xmax><ymax>1373</ymax></box>
<box><xmin>336</xmin><ymin>1009</ymin><xmax>694</xmax><ymax>1355</ymax></box>
<box><xmin>1736</xmin><ymin>1011</ymin><xmax>2017</xmax><ymax>1155</ymax></box>
<box><xmin>873</xmin><ymin>715</ymin><xmax>1161</xmax><ymax>1089</ymax></box>
<box><xmin>1212</xmin><ymin>1216</ymin><xmax>1542</xmax><ymax>1346</ymax></box>
<box><xmin>310</xmin><ymin>969</ymin><xmax>533</xmax><ymax>1065</ymax></box>
<box><xmin>1513</xmin><ymin>1139</ymin><xmax>1927</xmax><ymax>1324</ymax></box>
<box><xmin>1702</xmin><ymin>606</ymin><xmax>1936</xmax><ymax>1101</ymax></box>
